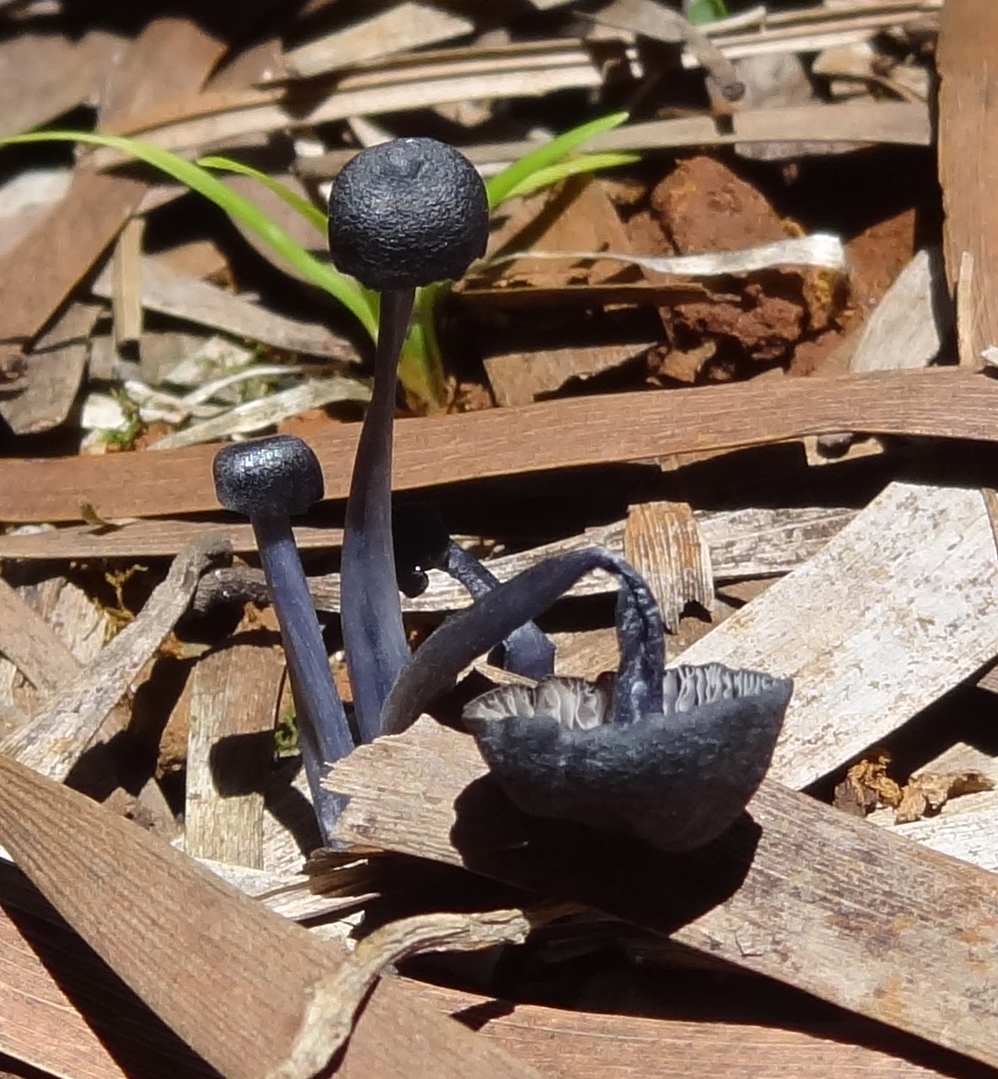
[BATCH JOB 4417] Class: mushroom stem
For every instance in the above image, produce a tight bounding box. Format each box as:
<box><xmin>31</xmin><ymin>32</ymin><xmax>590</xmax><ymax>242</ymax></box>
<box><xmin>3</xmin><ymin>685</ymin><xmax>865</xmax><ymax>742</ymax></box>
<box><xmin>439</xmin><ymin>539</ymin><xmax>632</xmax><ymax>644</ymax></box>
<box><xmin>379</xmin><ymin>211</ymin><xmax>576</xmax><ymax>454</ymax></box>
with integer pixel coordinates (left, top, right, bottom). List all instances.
<box><xmin>212</xmin><ymin>435</ymin><xmax>352</xmax><ymax>841</ymax></box>
<box><xmin>340</xmin><ymin>286</ymin><xmax>415</xmax><ymax>743</ymax></box>
<box><xmin>380</xmin><ymin>546</ymin><xmax>664</xmax><ymax>736</ymax></box>
<box><xmin>253</xmin><ymin>516</ymin><xmax>351</xmax><ymax>840</ymax></box>
<box><xmin>391</xmin><ymin>500</ymin><xmax>555</xmax><ymax>680</ymax></box>
<box><xmin>253</xmin><ymin>517</ymin><xmax>355</xmax><ymax>765</ymax></box>
<box><xmin>441</xmin><ymin>541</ymin><xmax>555</xmax><ymax>680</ymax></box>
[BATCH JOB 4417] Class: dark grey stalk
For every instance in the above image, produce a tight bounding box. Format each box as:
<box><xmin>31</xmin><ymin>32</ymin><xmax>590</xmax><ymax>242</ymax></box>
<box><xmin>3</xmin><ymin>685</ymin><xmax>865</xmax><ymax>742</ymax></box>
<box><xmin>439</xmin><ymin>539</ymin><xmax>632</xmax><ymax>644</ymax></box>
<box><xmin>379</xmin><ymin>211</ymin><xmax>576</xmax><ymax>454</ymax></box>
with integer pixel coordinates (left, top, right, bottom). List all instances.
<box><xmin>380</xmin><ymin>546</ymin><xmax>664</xmax><ymax>736</ymax></box>
<box><xmin>338</xmin><ymin>287</ymin><xmax>414</xmax><ymax>743</ymax></box>
<box><xmin>328</xmin><ymin>137</ymin><xmax>489</xmax><ymax>741</ymax></box>
<box><xmin>440</xmin><ymin>542</ymin><xmax>555</xmax><ymax>680</ymax></box>
<box><xmin>213</xmin><ymin>435</ymin><xmax>351</xmax><ymax>840</ymax></box>
<box><xmin>392</xmin><ymin>501</ymin><xmax>555</xmax><ymax>680</ymax></box>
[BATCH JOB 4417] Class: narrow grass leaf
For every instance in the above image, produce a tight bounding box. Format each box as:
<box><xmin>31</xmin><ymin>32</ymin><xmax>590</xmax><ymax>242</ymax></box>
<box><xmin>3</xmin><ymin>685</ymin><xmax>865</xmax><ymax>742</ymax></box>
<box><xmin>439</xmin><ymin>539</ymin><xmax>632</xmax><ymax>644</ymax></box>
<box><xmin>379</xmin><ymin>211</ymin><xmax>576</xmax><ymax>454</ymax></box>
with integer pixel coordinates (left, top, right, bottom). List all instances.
<box><xmin>501</xmin><ymin>152</ymin><xmax>641</xmax><ymax>201</ymax></box>
<box><xmin>0</xmin><ymin>131</ymin><xmax>377</xmax><ymax>338</ymax></box>
<box><xmin>485</xmin><ymin>111</ymin><xmax>629</xmax><ymax>208</ymax></box>
<box><xmin>196</xmin><ymin>155</ymin><xmax>328</xmax><ymax>235</ymax></box>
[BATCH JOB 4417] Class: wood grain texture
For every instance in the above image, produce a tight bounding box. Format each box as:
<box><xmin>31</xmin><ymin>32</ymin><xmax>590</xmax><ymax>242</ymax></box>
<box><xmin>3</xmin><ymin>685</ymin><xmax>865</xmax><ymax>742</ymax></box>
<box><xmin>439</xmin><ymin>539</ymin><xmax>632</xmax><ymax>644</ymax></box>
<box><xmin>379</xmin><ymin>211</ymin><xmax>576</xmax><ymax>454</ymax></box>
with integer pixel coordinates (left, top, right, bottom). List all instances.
<box><xmin>938</xmin><ymin>0</ymin><xmax>998</xmax><ymax>362</ymax></box>
<box><xmin>420</xmin><ymin>981</ymin><xmax>998</xmax><ymax>1079</ymax></box>
<box><xmin>0</xmin><ymin>878</ymin><xmax>219</xmax><ymax>1079</ymax></box>
<box><xmin>624</xmin><ymin>501</ymin><xmax>712</xmax><ymax>631</ymax></box>
<box><xmin>0</xmin><ymin>574</ymin><xmax>80</xmax><ymax>694</ymax></box>
<box><xmin>0</xmin><ymin>753</ymin><xmax>550</xmax><ymax>1079</ymax></box>
<box><xmin>185</xmin><ymin>634</ymin><xmax>283</xmax><ymax>868</ymax></box>
<box><xmin>92</xmin><ymin>257</ymin><xmax>359</xmax><ymax>361</ymax></box>
<box><xmin>0</xmin><ymin>519</ymin><xmax>342</xmax><ymax>560</ymax></box>
<box><xmin>676</xmin><ymin>483</ymin><xmax>998</xmax><ymax>789</ymax></box>
<box><xmin>326</xmin><ymin>718</ymin><xmax>998</xmax><ymax>1070</ymax></box>
<box><xmin>1</xmin><ymin>536</ymin><xmax>228</xmax><ymax>778</ymax></box>
<box><xmin>0</xmin><ymin>899</ymin><xmax>132</xmax><ymax>1079</ymax></box>
<box><xmin>3</xmin><ymin>366</ymin><xmax>997</xmax><ymax>524</ymax></box>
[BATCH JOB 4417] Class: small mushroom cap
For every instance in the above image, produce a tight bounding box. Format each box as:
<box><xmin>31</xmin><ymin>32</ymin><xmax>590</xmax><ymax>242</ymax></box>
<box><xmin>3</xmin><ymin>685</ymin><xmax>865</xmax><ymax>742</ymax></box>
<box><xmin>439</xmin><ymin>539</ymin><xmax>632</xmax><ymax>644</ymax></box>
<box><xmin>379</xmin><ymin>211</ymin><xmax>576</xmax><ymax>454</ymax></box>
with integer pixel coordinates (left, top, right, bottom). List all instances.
<box><xmin>328</xmin><ymin>137</ymin><xmax>489</xmax><ymax>290</ymax></box>
<box><xmin>213</xmin><ymin>434</ymin><xmax>324</xmax><ymax>519</ymax></box>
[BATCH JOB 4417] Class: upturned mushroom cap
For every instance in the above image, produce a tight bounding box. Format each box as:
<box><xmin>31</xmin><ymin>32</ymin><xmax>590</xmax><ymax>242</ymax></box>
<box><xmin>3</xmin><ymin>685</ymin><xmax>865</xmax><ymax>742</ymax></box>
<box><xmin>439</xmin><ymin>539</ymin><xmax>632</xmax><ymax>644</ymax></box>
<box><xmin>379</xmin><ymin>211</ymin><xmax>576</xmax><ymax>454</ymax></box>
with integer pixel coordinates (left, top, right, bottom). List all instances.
<box><xmin>213</xmin><ymin>434</ymin><xmax>324</xmax><ymax>519</ymax></box>
<box><xmin>463</xmin><ymin>664</ymin><xmax>792</xmax><ymax>852</ymax></box>
<box><xmin>328</xmin><ymin>137</ymin><xmax>489</xmax><ymax>290</ymax></box>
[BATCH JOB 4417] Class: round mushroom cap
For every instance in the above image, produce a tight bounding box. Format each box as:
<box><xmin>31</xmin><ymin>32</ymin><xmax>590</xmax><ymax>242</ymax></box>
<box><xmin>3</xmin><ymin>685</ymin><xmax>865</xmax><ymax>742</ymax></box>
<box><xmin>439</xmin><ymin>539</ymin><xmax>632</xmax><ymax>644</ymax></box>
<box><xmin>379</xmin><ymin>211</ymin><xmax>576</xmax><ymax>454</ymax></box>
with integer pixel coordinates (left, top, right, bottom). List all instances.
<box><xmin>328</xmin><ymin>137</ymin><xmax>489</xmax><ymax>290</ymax></box>
<box><xmin>213</xmin><ymin>434</ymin><xmax>324</xmax><ymax>519</ymax></box>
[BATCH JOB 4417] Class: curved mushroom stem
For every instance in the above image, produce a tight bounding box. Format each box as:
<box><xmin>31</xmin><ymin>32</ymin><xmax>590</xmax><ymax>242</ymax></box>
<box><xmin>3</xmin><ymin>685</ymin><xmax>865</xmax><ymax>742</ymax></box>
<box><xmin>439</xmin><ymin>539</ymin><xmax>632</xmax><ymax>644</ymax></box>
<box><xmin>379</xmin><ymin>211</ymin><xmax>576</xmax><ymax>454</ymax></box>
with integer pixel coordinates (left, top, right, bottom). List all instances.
<box><xmin>252</xmin><ymin>516</ymin><xmax>351</xmax><ymax>841</ymax></box>
<box><xmin>391</xmin><ymin>501</ymin><xmax>555</xmax><ymax>680</ymax></box>
<box><xmin>441</xmin><ymin>541</ymin><xmax>555</xmax><ymax>680</ymax></box>
<box><xmin>341</xmin><ymin>286</ymin><xmax>415</xmax><ymax>743</ymax></box>
<box><xmin>380</xmin><ymin>546</ymin><xmax>664</xmax><ymax>736</ymax></box>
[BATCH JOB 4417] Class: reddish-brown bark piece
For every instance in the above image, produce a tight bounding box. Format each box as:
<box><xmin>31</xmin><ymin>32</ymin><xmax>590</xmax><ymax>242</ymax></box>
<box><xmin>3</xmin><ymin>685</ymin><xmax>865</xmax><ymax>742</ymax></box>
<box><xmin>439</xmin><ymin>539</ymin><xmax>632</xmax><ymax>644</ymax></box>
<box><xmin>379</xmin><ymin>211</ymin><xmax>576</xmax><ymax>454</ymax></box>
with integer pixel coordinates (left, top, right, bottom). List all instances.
<box><xmin>2</xmin><ymin>366</ymin><xmax>997</xmax><ymax>524</ymax></box>
<box><xmin>0</xmin><ymin>17</ymin><xmax>226</xmax><ymax>345</ymax></box>
<box><xmin>0</xmin><ymin>752</ymin><xmax>550</xmax><ymax>1079</ymax></box>
<box><xmin>937</xmin><ymin>0</ymin><xmax>998</xmax><ymax>363</ymax></box>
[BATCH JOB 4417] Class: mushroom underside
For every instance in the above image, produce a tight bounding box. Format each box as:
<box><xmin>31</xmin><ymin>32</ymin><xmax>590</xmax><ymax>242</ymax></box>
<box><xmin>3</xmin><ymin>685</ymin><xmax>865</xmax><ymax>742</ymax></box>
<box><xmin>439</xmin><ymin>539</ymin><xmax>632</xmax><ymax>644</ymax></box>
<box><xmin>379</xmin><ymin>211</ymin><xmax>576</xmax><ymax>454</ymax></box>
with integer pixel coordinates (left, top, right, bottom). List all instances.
<box><xmin>463</xmin><ymin>665</ymin><xmax>793</xmax><ymax>852</ymax></box>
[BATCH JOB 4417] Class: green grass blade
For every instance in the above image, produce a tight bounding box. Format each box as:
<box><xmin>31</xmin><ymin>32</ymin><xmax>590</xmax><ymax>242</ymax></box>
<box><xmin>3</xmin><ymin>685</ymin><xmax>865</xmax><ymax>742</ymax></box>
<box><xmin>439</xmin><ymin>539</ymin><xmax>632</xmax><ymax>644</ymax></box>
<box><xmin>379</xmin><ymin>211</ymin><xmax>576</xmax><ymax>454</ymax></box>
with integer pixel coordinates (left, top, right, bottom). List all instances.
<box><xmin>0</xmin><ymin>131</ymin><xmax>378</xmax><ymax>339</ymax></box>
<box><xmin>500</xmin><ymin>151</ymin><xmax>641</xmax><ymax>201</ymax></box>
<box><xmin>196</xmin><ymin>154</ymin><xmax>328</xmax><ymax>235</ymax></box>
<box><xmin>485</xmin><ymin>111</ymin><xmax>629</xmax><ymax>208</ymax></box>
<box><xmin>685</xmin><ymin>0</ymin><xmax>729</xmax><ymax>24</ymax></box>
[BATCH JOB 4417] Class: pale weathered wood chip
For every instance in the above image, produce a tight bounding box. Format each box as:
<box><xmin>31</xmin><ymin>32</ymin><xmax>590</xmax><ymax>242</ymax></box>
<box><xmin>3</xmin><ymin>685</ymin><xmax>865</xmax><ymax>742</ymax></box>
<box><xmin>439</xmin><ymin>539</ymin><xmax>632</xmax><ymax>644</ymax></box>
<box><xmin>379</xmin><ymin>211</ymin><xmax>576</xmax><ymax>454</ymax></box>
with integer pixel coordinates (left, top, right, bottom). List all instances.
<box><xmin>1</xmin><ymin>534</ymin><xmax>230</xmax><ymax>779</ymax></box>
<box><xmin>675</xmin><ymin>482</ymin><xmax>998</xmax><ymax>790</ymax></box>
<box><xmin>849</xmin><ymin>247</ymin><xmax>951</xmax><ymax>373</ymax></box>
<box><xmin>110</xmin><ymin>41</ymin><xmax>607</xmax><ymax>156</ymax></box>
<box><xmin>624</xmin><ymin>501</ymin><xmax>713</xmax><ymax>632</ymax></box>
<box><xmin>280</xmin><ymin>2</ymin><xmax>475</xmax><ymax>79</ymax></box>
<box><xmin>92</xmin><ymin>256</ymin><xmax>361</xmax><ymax>361</ymax></box>
<box><xmin>185</xmin><ymin>633</ymin><xmax>283</xmax><ymax>869</ymax></box>
<box><xmin>0</xmin><ymin>301</ymin><xmax>103</xmax><ymax>435</ymax></box>
<box><xmin>325</xmin><ymin>716</ymin><xmax>998</xmax><ymax>1070</ymax></box>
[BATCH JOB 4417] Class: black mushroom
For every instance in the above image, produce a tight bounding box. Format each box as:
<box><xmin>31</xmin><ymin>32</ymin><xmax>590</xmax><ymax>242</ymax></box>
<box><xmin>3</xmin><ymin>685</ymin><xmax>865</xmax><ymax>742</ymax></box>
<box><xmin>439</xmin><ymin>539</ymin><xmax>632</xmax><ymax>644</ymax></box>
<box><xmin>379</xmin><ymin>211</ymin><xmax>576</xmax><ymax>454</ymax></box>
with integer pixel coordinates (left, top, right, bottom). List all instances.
<box><xmin>392</xmin><ymin>501</ymin><xmax>555</xmax><ymax>680</ymax></box>
<box><xmin>212</xmin><ymin>434</ymin><xmax>351</xmax><ymax>839</ymax></box>
<box><xmin>328</xmin><ymin>138</ymin><xmax>490</xmax><ymax>742</ymax></box>
<box><xmin>379</xmin><ymin>545</ymin><xmax>792</xmax><ymax>852</ymax></box>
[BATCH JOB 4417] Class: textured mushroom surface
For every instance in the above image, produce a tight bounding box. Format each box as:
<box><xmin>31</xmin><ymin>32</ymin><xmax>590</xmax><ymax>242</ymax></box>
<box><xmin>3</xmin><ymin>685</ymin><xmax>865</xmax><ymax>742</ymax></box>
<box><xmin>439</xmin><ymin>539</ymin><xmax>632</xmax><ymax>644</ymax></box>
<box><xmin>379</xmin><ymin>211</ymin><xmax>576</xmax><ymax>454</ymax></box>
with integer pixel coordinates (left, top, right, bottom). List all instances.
<box><xmin>463</xmin><ymin>664</ymin><xmax>792</xmax><ymax>852</ymax></box>
<box><xmin>328</xmin><ymin>137</ymin><xmax>489</xmax><ymax>290</ymax></box>
<box><xmin>213</xmin><ymin>434</ymin><xmax>324</xmax><ymax>519</ymax></box>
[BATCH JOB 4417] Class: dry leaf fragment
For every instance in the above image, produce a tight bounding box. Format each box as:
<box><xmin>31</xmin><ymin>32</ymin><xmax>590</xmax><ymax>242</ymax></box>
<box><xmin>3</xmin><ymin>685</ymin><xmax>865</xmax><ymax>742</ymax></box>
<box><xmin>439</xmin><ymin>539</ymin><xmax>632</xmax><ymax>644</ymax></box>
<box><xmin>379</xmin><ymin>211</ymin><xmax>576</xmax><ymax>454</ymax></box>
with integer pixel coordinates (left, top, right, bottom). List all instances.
<box><xmin>833</xmin><ymin>752</ymin><xmax>902</xmax><ymax>817</ymax></box>
<box><xmin>834</xmin><ymin>753</ymin><xmax>995</xmax><ymax>824</ymax></box>
<box><xmin>895</xmin><ymin>771</ymin><xmax>995</xmax><ymax>824</ymax></box>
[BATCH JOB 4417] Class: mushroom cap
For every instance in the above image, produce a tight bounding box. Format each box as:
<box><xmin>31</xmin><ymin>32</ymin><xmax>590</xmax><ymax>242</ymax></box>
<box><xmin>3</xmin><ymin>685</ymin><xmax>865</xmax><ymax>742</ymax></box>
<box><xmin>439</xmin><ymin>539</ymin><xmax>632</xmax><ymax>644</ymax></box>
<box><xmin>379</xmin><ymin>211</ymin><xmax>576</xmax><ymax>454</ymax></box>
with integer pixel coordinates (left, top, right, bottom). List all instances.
<box><xmin>328</xmin><ymin>137</ymin><xmax>489</xmax><ymax>290</ymax></box>
<box><xmin>463</xmin><ymin>664</ymin><xmax>792</xmax><ymax>852</ymax></box>
<box><xmin>213</xmin><ymin>434</ymin><xmax>324</xmax><ymax>519</ymax></box>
